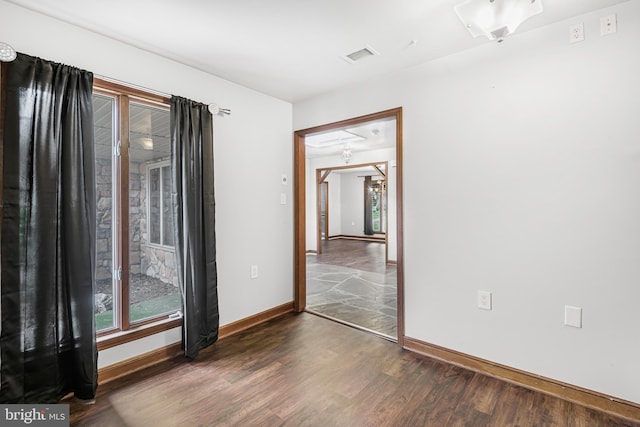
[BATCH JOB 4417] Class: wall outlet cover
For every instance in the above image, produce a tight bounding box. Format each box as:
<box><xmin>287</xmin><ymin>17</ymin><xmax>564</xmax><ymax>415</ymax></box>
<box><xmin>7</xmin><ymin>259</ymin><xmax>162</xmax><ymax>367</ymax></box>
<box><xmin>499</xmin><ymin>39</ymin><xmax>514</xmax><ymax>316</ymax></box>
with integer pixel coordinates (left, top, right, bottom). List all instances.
<box><xmin>569</xmin><ymin>23</ymin><xmax>584</xmax><ymax>44</ymax></box>
<box><xmin>478</xmin><ymin>290</ymin><xmax>492</xmax><ymax>310</ymax></box>
<box><xmin>564</xmin><ymin>305</ymin><xmax>582</xmax><ymax>328</ymax></box>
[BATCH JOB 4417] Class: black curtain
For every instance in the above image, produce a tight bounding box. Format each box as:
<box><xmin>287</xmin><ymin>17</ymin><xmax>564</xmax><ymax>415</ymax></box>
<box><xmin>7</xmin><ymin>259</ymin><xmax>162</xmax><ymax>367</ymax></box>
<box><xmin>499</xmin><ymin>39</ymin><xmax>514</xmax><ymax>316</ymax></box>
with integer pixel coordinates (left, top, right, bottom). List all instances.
<box><xmin>0</xmin><ymin>54</ymin><xmax>97</xmax><ymax>402</ymax></box>
<box><xmin>170</xmin><ymin>96</ymin><xmax>219</xmax><ymax>359</ymax></box>
<box><xmin>364</xmin><ymin>176</ymin><xmax>374</xmax><ymax>235</ymax></box>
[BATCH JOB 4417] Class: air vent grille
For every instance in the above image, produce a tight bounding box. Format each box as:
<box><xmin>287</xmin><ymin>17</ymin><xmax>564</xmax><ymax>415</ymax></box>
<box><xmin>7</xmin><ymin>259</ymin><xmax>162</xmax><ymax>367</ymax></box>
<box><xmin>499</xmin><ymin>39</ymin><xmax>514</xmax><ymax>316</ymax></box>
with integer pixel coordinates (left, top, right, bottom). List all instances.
<box><xmin>343</xmin><ymin>46</ymin><xmax>379</xmax><ymax>64</ymax></box>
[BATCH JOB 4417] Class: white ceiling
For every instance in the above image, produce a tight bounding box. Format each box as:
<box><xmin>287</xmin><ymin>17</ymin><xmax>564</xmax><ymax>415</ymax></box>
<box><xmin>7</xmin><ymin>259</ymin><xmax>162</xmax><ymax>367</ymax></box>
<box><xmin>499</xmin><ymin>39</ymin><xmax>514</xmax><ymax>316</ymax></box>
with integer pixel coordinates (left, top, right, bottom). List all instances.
<box><xmin>93</xmin><ymin>93</ymin><xmax>171</xmax><ymax>162</ymax></box>
<box><xmin>6</xmin><ymin>0</ymin><xmax>629</xmax><ymax>103</ymax></box>
<box><xmin>305</xmin><ymin>117</ymin><xmax>396</xmax><ymax>159</ymax></box>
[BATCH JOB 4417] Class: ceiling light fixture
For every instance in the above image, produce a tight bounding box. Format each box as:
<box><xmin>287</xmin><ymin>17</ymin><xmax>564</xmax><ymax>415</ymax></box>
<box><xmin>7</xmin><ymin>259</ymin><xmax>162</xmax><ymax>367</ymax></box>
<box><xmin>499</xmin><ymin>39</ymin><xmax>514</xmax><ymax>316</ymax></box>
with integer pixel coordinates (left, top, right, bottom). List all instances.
<box><xmin>454</xmin><ymin>0</ymin><xmax>543</xmax><ymax>43</ymax></box>
<box><xmin>0</xmin><ymin>42</ymin><xmax>17</xmax><ymax>62</ymax></box>
<box><xmin>140</xmin><ymin>137</ymin><xmax>154</xmax><ymax>150</ymax></box>
<box><xmin>341</xmin><ymin>144</ymin><xmax>353</xmax><ymax>164</ymax></box>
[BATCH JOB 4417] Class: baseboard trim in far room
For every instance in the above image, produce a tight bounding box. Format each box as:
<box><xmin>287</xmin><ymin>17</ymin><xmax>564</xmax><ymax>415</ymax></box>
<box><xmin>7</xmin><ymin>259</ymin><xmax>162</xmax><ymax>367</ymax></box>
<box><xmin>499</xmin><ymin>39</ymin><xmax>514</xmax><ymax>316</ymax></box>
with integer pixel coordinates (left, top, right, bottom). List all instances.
<box><xmin>403</xmin><ymin>337</ymin><xmax>640</xmax><ymax>422</ymax></box>
<box><xmin>327</xmin><ymin>234</ymin><xmax>385</xmax><ymax>242</ymax></box>
<box><xmin>97</xmin><ymin>301</ymin><xmax>295</xmax><ymax>385</ymax></box>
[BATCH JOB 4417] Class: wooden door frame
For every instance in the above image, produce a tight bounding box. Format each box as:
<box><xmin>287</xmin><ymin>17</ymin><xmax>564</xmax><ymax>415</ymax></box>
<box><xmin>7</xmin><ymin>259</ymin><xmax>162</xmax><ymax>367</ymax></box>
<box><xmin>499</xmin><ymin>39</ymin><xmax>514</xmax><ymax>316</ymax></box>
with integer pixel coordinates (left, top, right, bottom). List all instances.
<box><xmin>294</xmin><ymin>107</ymin><xmax>405</xmax><ymax>346</ymax></box>
<box><xmin>315</xmin><ymin>161</ymin><xmax>387</xmax><ymax>256</ymax></box>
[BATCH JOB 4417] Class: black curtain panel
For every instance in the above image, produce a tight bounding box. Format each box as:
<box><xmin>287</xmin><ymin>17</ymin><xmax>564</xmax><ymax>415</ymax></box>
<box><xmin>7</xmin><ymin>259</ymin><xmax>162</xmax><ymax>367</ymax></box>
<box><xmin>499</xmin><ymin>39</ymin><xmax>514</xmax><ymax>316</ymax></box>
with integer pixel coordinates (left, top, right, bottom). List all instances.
<box><xmin>0</xmin><ymin>54</ymin><xmax>97</xmax><ymax>402</ymax></box>
<box><xmin>364</xmin><ymin>176</ymin><xmax>374</xmax><ymax>235</ymax></box>
<box><xmin>170</xmin><ymin>96</ymin><xmax>219</xmax><ymax>359</ymax></box>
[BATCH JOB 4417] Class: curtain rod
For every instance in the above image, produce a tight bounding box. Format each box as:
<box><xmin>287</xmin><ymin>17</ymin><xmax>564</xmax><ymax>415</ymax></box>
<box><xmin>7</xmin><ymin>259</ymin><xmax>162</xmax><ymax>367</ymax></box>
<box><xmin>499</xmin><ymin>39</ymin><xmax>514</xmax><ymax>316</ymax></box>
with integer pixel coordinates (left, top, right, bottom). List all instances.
<box><xmin>95</xmin><ymin>74</ymin><xmax>171</xmax><ymax>98</ymax></box>
<box><xmin>94</xmin><ymin>74</ymin><xmax>231</xmax><ymax>116</ymax></box>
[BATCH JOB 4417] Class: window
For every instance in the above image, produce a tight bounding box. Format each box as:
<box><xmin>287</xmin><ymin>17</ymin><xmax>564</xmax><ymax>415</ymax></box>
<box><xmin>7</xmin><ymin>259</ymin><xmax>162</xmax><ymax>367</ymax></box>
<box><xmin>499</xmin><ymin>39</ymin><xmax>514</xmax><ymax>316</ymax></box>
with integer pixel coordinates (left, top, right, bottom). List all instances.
<box><xmin>365</xmin><ymin>176</ymin><xmax>386</xmax><ymax>234</ymax></box>
<box><xmin>371</xmin><ymin>183</ymin><xmax>381</xmax><ymax>232</ymax></box>
<box><xmin>147</xmin><ymin>161</ymin><xmax>174</xmax><ymax>248</ymax></box>
<box><xmin>93</xmin><ymin>79</ymin><xmax>181</xmax><ymax>339</ymax></box>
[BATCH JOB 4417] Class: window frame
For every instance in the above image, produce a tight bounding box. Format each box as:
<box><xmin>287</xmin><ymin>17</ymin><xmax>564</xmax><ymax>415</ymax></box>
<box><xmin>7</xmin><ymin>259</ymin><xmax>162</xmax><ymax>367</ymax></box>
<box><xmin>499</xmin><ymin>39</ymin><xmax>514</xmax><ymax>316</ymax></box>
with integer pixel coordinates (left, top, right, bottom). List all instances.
<box><xmin>146</xmin><ymin>160</ymin><xmax>175</xmax><ymax>250</ymax></box>
<box><xmin>93</xmin><ymin>78</ymin><xmax>181</xmax><ymax>350</ymax></box>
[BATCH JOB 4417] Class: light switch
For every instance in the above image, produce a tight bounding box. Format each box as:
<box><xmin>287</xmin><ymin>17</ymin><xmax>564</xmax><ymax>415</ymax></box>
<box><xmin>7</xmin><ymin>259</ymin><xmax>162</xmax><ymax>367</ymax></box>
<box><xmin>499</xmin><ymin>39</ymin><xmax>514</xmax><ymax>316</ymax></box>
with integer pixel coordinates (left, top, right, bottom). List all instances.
<box><xmin>600</xmin><ymin>14</ymin><xmax>617</xmax><ymax>36</ymax></box>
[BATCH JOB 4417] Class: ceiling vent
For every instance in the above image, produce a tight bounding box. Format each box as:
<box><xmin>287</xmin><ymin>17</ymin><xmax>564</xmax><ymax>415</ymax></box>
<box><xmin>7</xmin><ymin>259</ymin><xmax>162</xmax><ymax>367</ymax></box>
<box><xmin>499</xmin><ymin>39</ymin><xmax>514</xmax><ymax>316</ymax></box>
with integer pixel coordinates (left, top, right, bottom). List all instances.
<box><xmin>342</xmin><ymin>45</ymin><xmax>380</xmax><ymax>64</ymax></box>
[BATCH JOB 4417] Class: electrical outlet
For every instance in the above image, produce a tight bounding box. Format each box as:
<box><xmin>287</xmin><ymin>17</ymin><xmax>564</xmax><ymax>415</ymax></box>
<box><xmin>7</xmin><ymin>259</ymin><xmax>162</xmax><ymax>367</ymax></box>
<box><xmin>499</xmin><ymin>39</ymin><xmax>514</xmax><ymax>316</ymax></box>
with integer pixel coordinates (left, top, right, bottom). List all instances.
<box><xmin>601</xmin><ymin>14</ymin><xmax>617</xmax><ymax>36</ymax></box>
<box><xmin>478</xmin><ymin>290</ymin><xmax>492</xmax><ymax>310</ymax></box>
<box><xmin>250</xmin><ymin>265</ymin><xmax>258</xmax><ymax>279</ymax></box>
<box><xmin>569</xmin><ymin>23</ymin><xmax>584</xmax><ymax>44</ymax></box>
<box><xmin>280</xmin><ymin>193</ymin><xmax>287</xmax><ymax>205</ymax></box>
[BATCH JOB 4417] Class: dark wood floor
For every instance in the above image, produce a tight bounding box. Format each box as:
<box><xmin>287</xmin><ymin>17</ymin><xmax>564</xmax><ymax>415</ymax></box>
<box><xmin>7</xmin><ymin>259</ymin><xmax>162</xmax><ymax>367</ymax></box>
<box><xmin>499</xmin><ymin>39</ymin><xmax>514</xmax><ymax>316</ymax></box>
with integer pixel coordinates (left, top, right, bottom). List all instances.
<box><xmin>315</xmin><ymin>238</ymin><xmax>396</xmax><ymax>275</ymax></box>
<box><xmin>69</xmin><ymin>313</ymin><xmax>639</xmax><ymax>426</ymax></box>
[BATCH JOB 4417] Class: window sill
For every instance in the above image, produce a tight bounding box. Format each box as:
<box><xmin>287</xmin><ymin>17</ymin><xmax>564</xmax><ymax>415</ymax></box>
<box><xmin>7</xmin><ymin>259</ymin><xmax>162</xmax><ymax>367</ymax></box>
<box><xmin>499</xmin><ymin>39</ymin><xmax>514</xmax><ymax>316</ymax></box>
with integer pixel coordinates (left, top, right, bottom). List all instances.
<box><xmin>97</xmin><ymin>317</ymin><xmax>182</xmax><ymax>351</ymax></box>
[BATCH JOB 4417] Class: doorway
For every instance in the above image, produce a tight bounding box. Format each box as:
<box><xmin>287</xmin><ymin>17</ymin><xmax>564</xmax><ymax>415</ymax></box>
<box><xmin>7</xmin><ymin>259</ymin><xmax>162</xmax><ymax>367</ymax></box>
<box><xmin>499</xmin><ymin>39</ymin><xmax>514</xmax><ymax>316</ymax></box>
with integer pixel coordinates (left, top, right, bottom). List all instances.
<box><xmin>293</xmin><ymin>108</ymin><xmax>404</xmax><ymax>345</ymax></box>
<box><xmin>315</xmin><ymin>162</ymin><xmax>388</xmax><ymax>257</ymax></box>
<box><xmin>319</xmin><ymin>181</ymin><xmax>328</xmax><ymax>244</ymax></box>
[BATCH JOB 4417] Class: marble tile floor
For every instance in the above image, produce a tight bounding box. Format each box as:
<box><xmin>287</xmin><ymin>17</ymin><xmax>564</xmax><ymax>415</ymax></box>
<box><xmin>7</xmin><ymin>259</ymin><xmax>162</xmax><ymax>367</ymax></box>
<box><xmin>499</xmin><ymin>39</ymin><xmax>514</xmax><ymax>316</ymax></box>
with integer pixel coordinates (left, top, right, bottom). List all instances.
<box><xmin>306</xmin><ymin>258</ymin><xmax>397</xmax><ymax>339</ymax></box>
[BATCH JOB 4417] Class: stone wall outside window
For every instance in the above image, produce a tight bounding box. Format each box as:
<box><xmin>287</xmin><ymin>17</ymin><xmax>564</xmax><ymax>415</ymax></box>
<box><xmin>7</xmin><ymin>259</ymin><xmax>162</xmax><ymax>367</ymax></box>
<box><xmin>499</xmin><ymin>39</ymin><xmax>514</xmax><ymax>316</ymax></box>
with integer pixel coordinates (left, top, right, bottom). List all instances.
<box><xmin>95</xmin><ymin>158</ymin><xmax>178</xmax><ymax>287</ymax></box>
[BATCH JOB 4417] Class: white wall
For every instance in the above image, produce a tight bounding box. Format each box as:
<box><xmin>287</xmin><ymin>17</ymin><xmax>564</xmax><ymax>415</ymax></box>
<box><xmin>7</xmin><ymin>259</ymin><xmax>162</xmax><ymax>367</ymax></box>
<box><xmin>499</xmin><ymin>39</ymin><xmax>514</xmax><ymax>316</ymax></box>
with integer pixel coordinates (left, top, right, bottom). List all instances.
<box><xmin>294</xmin><ymin>1</ymin><xmax>640</xmax><ymax>405</ymax></box>
<box><xmin>339</xmin><ymin>172</ymin><xmax>367</xmax><ymax>236</ymax></box>
<box><xmin>0</xmin><ymin>1</ymin><xmax>293</xmax><ymax>369</ymax></box>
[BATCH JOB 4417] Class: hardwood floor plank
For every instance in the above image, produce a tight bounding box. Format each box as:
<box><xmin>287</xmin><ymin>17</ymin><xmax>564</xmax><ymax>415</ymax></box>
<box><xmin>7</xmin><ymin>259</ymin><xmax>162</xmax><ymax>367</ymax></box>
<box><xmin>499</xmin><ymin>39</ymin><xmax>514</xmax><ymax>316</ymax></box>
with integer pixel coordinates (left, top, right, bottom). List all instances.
<box><xmin>68</xmin><ymin>313</ymin><xmax>640</xmax><ymax>426</ymax></box>
<box><xmin>423</xmin><ymin>364</ymin><xmax>476</xmax><ymax>426</ymax></box>
<box><xmin>382</xmin><ymin>349</ymin><xmax>425</xmax><ymax>380</ymax></box>
<box><xmin>447</xmin><ymin>408</ymin><xmax>491</xmax><ymax>427</ymax></box>
<box><xmin>490</xmin><ymin>384</ymin><xmax>535</xmax><ymax>426</ymax></box>
<box><xmin>459</xmin><ymin>373</ymin><xmax>506</xmax><ymax>415</ymax></box>
<box><xmin>361</xmin><ymin>368</ymin><xmax>435</xmax><ymax>427</ymax></box>
<box><xmin>311</xmin><ymin>238</ymin><xmax>395</xmax><ymax>274</ymax></box>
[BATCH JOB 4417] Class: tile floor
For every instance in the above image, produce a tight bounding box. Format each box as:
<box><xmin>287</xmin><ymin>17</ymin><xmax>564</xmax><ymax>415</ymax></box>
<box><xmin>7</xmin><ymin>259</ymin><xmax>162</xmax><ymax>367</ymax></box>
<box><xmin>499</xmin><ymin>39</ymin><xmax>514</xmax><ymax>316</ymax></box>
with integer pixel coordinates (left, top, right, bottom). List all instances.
<box><xmin>306</xmin><ymin>242</ymin><xmax>397</xmax><ymax>338</ymax></box>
